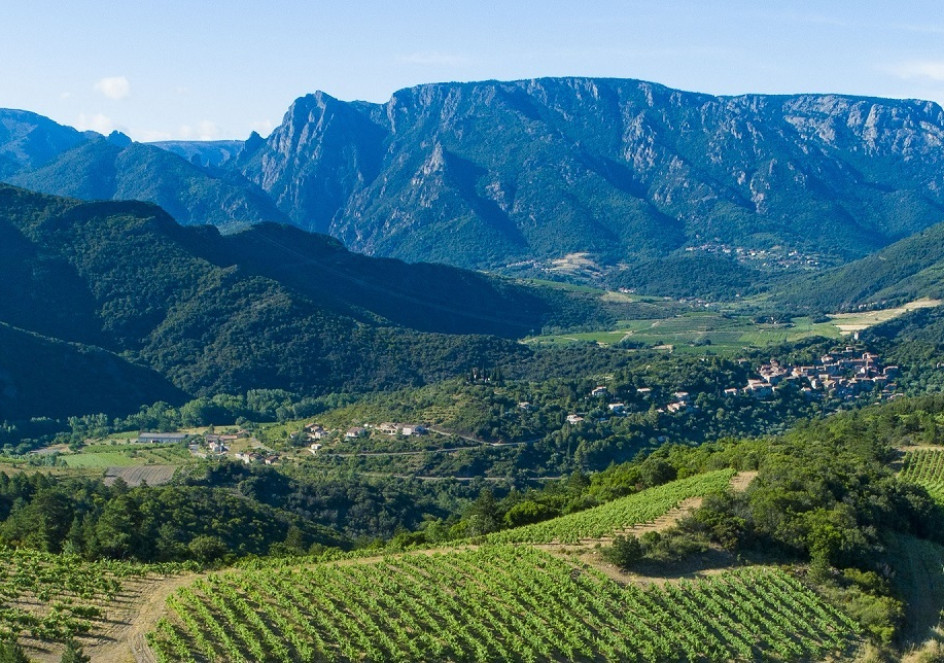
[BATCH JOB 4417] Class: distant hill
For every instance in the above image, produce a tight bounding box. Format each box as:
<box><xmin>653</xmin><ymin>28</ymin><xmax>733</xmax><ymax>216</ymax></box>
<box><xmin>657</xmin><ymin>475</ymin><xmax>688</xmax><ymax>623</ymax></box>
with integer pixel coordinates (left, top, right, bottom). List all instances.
<box><xmin>5</xmin><ymin>78</ymin><xmax>944</xmax><ymax>287</ymax></box>
<box><xmin>0</xmin><ymin>184</ymin><xmax>595</xmax><ymax>420</ymax></box>
<box><xmin>148</xmin><ymin>139</ymin><xmax>245</xmax><ymax>168</ymax></box>
<box><xmin>776</xmin><ymin>222</ymin><xmax>944</xmax><ymax>311</ymax></box>
<box><xmin>7</xmin><ymin>133</ymin><xmax>287</xmax><ymax>231</ymax></box>
<box><xmin>0</xmin><ymin>111</ymin><xmax>284</xmax><ymax>230</ymax></box>
<box><xmin>0</xmin><ymin>109</ymin><xmax>90</xmax><ymax>178</ymax></box>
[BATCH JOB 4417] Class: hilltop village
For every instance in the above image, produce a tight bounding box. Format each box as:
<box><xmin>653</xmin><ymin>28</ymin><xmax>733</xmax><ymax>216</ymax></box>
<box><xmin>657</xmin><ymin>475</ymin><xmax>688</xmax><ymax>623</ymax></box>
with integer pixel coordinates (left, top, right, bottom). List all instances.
<box><xmin>744</xmin><ymin>347</ymin><xmax>898</xmax><ymax>401</ymax></box>
<box><xmin>569</xmin><ymin>346</ymin><xmax>898</xmax><ymax>424</ymax></box>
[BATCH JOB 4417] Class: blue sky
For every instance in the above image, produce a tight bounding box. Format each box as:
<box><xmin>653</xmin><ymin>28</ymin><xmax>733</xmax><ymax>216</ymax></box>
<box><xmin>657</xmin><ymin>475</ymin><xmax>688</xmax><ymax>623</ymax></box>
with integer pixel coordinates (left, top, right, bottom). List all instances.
<box><xmin>4</xmin><ymin>1</ymin><xmax>944</xmax><ymax>141</ymax></box>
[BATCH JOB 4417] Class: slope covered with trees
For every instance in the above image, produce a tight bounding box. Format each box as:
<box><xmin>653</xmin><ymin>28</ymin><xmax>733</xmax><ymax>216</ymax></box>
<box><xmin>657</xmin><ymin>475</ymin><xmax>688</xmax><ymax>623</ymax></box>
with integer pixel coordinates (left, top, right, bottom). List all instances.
<box><xmin>0</xmin><ymin>184</ymin><xmax>603</xmax><ymax>420</ymax></box>
<box><xmin>776</xmin><ymin>221</ymin><xmax>944</xmax><ymax>311</ymax></box>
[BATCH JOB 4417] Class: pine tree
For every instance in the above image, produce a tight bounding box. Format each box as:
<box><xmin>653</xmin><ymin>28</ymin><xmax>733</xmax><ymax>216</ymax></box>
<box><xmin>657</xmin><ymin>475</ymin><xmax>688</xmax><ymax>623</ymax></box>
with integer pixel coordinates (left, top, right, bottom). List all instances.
<box><xmin>0</xmin><ymin>639</ymin><xmax>30</xmax><ymax>663</ymax></box>
<box><xmin>60</xmin><ymin>639</ymin><xmax>90</xmax><ymax>663</ymax></box>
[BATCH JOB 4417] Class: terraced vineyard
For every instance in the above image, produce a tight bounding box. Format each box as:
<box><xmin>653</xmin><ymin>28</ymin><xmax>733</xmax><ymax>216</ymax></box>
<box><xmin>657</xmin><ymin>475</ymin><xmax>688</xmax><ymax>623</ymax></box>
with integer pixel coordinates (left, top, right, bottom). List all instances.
<box><xmin>0</xmin><ymin>547</ymin><xmax>177</xmax><ymax>642</ymax></box>
<box><xmin>148</xmin><ymin>546</ymin><xmax>859</xmax><ymax>662</ymax></box>
<box><xmin>483</xmin><ymin>469</ymin><xmax>735</xmax><ymax>544</ymax></box>
<box><xmin>899</xmin><ymin>449</ymin><xmax>944</xmax><ymax>501</ymax></box>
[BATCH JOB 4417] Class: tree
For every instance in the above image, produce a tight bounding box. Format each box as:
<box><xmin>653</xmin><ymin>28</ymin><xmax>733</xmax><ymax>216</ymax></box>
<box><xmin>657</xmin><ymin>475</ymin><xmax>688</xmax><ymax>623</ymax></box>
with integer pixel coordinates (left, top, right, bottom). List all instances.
<box><xmin>601</xmin><ymin>534</ymin><xmax>643</xmax><ymax>569</ymax></box>
<box><xmin>0</xmin><ymin>639</ymin><xmax>30</xmax><ymax>663</ymax></box>
<box><xmin>60</xmin><ymin>640</ymin><xmax>90</xmax><ymax>663</ymax></box>
<box><xmin>187</xmin><ymin>535</ymin><xmax>228</xmax><ymax>564</ymax></box>
<box><xmin>465</xmin><ymin>488</ymin><xmax>500</xmax><ymax>536</ymax></box>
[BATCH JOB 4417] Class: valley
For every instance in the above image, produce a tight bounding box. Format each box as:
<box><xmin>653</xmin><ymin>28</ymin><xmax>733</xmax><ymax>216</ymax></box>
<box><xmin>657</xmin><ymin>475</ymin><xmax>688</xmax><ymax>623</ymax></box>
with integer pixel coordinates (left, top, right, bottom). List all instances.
<box><xmin>4</xmin><ymin>74</ymin><xmax>944</xmax><ymax>661</ymax></box>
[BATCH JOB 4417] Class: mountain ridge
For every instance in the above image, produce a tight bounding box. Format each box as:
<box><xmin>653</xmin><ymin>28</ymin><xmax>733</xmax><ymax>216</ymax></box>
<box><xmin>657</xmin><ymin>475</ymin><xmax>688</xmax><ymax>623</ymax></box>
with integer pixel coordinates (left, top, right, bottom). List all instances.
<box><xmin>4</xmin><ymin>77</ymin><xmax>944</xmax><ymax>286</ymax></box>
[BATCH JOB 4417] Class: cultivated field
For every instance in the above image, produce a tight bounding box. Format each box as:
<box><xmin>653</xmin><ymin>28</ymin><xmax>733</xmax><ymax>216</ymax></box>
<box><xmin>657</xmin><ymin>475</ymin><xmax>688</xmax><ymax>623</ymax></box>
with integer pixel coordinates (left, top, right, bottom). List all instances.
<box><xmin>482</xmin><ymin>469</ymin><xmax>735</xmax><ymax>544</ymax></box>
<box><xmin>148</xmin><ymin>546</ymin><xmax>859</xmax><ymax>662</ymax></box>
<box><xmin>526</xmin><ymin>299</ymin><xmax>943</xmax><ymax>352</ymax></box>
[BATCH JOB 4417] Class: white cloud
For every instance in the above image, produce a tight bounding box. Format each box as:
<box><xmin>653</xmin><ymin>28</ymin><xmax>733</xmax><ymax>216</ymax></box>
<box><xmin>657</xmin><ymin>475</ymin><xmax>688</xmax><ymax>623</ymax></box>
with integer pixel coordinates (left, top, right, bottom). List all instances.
<box><xmin>94</xmin><ymin>76</ymin><xmax>131</xmax><ymax>100</ymax></box>
<box><xmin>398</xmin><ymin>52</ymin><xmax>470</xmax><ymax>66</ymax></box>
<box><xmin>135</xmin><ymin>121</ymin><xmax>226</xmax><ymax>142</ymax></box>
<box><xmin>136</xmin><ymin>129</ymin><xmax>175</xmax><ymax>142</ymax></box>
<box><xmin>175</xmin><ymin>121</ymin><xmax>222</xmax><ymax>141</ymax></box>
<box><xmin>886</xmin><ymin>60</ymin><xmax>944</xmax><ymax>82</ymax></box>
<box><xmin>251</xmin><ymin>119</ymin><xmax>275</xmax><ymax>136</ymax></box>
<box><xmin>74</xmin><ymin>113</ymin><xmax>117</xmax><ymax>134</ymax></box>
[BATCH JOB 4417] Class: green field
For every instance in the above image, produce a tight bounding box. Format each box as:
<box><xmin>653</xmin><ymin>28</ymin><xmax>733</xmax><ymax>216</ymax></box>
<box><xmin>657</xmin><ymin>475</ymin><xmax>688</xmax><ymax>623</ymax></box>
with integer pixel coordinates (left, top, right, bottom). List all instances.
<box><xmin>527</xmin><ymin>299</ymin><xmax>942</xmax><ymax>352</ymax></box>
<box><xmin>526</xmin><ymin>312</ymin><xmax>842</xmax><ymax>351</ymax></box>
<box><xmin>149</xmin><ymin>545</ymin><xmax>859</xmax><ymax>662</ymax></box>
<box><xmin>483</xmin><ymin>469</ymin><xmax>735</xmax><ymax>545</ymax></box>
<box><xmin>899</xmin><ymin>449</ymin><xmax>944</xmax><ymax>502</ymax></box>
<box><xmin>61</xmin><ymin>444</ymin><xmax>193</xmax><ymax>469</ymax></box>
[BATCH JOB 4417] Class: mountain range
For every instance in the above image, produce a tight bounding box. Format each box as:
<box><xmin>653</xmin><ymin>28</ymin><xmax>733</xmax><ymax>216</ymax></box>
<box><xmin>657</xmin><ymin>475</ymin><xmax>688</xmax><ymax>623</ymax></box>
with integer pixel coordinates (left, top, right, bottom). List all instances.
<box><xmin>5</xmin><ymin>77</ymin><xmax>944</xmax><ymax>285</ymax></box>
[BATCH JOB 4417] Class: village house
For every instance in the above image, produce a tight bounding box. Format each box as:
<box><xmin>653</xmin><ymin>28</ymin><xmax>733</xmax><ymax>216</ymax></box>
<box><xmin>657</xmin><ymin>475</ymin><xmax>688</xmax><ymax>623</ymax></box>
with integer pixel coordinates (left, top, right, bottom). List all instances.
<box><xmin>590</xmin><ymin>386</ymin><xmax>608</xmax><ymax>398</ymax></box>
<box><xmin>378</xmin><ymin>422</ymin><xmax>400</xmax><ymax>436</ymax></box>
<box><xmin>743</xmin><ymin>379</ymin><xmax>774</xmax><ymax>399</ymax></box>
<box><xmin>345</xmin><ymin>427</ymin><xmax>368</xmax><ymax>439</ymax></box>
<box><xmin>377</xmin><ymin>422</ymin><xmax>428</xmax><ymax>436</ymax></box>
<box><xmin>673</xmin><ymin>391</ymin><xmax>692</xmax><ymax>404</ymax></box>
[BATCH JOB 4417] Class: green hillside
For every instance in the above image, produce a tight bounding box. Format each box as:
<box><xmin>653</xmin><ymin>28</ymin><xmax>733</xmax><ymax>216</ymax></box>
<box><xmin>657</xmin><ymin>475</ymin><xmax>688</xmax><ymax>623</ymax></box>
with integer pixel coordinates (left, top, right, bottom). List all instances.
<box><xmin>0</xmin><ymin>184</ymin><xmax>606</xmax><ymax>419</ymax></box>
<box><xmin>482</xmin><ymin>469</ymin><xmax>734</xmax><ymax>544</ymax></box>
<box><xmin>0</xmin><ymin>321</ymin><xmax>185</xmax><ymax>420</ymax></box>
<box><xmin>149</xmin><ymin>547</ymin><xmax>860</xmax><ymax>663</ymax></box>
<box><xmin>776</xmin><ymin>222</ymin><xmax>944</xmax><ymax>311</ymax></box>
<box><xmin>6</xmin><ymin>131</ymin><xmax>288</xmax><ymax>230</ymax></box>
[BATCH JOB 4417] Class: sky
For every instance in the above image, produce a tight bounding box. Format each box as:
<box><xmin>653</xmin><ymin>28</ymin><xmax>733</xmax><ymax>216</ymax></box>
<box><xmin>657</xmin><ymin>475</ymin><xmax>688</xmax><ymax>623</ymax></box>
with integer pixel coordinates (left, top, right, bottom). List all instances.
<box><xmin>4</xmin><ymin>0</ymin><xmax>944</xmax><ymax>142</ymax></box>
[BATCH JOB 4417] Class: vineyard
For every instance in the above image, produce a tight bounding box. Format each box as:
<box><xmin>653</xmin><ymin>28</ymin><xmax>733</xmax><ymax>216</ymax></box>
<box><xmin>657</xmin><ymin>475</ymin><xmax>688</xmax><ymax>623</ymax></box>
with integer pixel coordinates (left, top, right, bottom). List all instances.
<box><xmin>482</xmin><ymin>469</ymin><xmax>735</xmax><ymax>544</ymax></box>
<box><xmin>0</xmin><ymin>547</ymin><xmax>180</xmax><ymax>642</ymax></box>
<box><xmin>148</xmin><ymin>545</ymin><xmax>859</xmax><ymax>662</ymax></box>
<box><xmin>899</xmin><ymin>449</ymin><xmax>944</xmax><ymax>501</ymax></box>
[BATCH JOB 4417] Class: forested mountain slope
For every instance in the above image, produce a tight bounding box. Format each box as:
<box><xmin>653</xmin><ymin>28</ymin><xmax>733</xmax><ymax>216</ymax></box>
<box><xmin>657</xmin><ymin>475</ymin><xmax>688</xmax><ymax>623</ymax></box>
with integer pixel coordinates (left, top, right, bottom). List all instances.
<box><xmin>0</xmin><ymin>185</ymin><xmax>592</xmax><ymax>419</ymax></box>
<box><xmin>777</xmin><ymin>222</ymin><xmax>944</xmax><ymax>311</ymax></box>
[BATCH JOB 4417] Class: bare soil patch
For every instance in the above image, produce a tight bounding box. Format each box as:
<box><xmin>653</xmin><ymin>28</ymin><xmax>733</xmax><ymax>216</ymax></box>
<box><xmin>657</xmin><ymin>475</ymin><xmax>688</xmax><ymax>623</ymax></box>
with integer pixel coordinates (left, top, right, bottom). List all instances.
<box><xmin>103</xmin><ymin>465</ymin><xmax>177</xmax><ymax>487</ymax></box>
<box><xmin>19</xmin><ymin>572</ymin><xmax>201</xmax><ymax>663</ymax></box>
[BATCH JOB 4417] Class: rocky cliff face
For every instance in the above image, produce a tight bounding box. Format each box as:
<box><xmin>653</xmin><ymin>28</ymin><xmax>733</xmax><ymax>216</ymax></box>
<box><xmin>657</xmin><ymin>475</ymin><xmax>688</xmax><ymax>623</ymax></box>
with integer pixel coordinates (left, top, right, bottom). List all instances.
<box><xmin>239</xmin><ymin>78</ymin><xmax>944</xmax><ymax>273</ymax></box>
<box><xmin>5</xmin><ymin>78</ymin><xmax>944</xmax><ymax>278</ymax></box>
